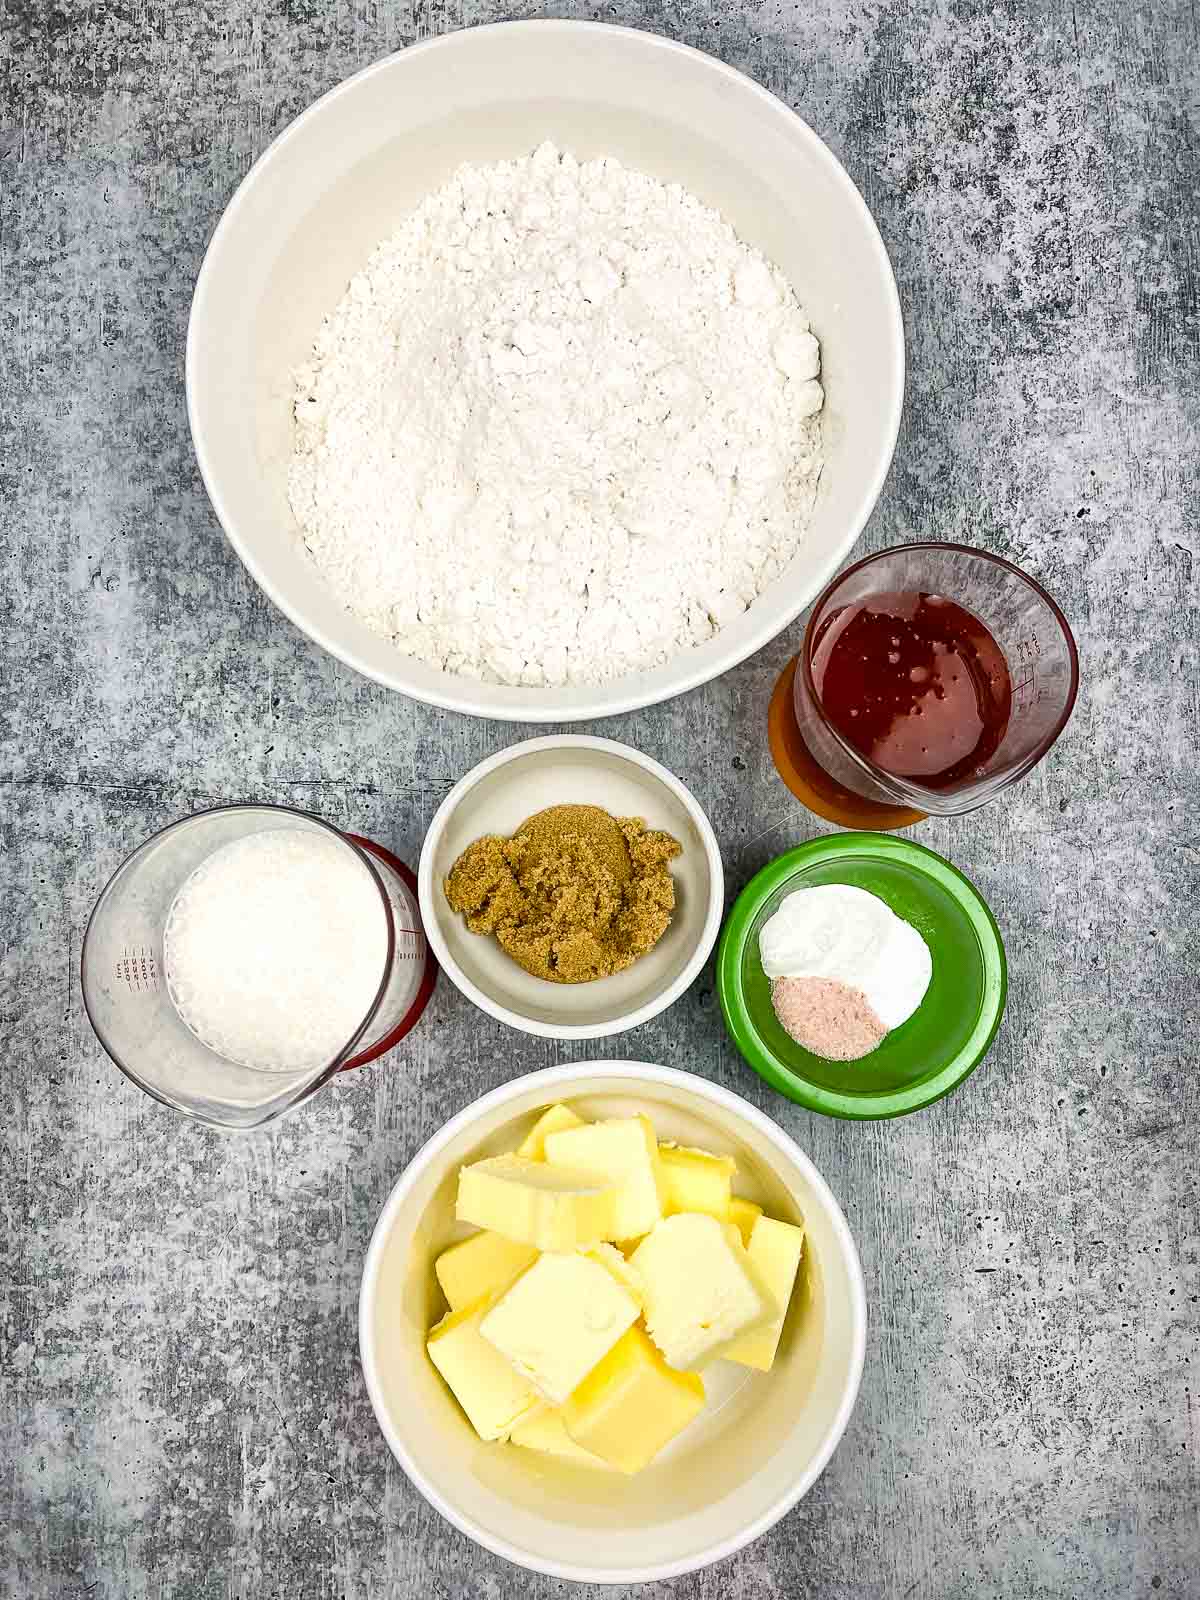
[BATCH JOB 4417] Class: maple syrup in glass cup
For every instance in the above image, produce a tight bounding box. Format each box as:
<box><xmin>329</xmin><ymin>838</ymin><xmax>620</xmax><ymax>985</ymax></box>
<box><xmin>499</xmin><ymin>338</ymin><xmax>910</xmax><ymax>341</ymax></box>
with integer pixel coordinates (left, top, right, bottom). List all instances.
<box><xmin>786</xmin><ymin>544</ymin><xmax>1079</xmax><ymax>823</ymax></box>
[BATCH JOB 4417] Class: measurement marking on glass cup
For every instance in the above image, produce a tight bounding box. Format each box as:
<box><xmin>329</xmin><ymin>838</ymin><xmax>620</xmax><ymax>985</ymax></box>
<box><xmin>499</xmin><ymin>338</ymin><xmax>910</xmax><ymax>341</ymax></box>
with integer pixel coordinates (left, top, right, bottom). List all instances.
<box><xmin>1013</xmin><ymin>636</ymin><xmax>1042</xmax><ymax>712</ymax></box>
<box><xmin>116</xmin><ymin>945</ymin><xmax>159</xmax><ymax>993</ymax></box>
<box><xmin>392</xmin><ymin>928</ymin><xmax>425</xmax><ymax>961</ymax></box>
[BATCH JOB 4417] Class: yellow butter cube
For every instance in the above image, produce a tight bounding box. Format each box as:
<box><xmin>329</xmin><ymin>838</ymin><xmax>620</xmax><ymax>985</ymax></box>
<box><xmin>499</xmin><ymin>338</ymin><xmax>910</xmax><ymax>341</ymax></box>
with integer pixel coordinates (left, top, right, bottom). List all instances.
<box><xmin>724</xmin><ymin>1216</ymin><xmax>805</xmax><ymax>1372</ymax></box>
<box><xmin>509</xmin><ymin>1406</ymin><xmax>614</xmax><ymax>1469</ymax></box>
<box><xmin>728</xmin><ymin>1196</ymin><xmax>763</xmax><ymax>1248</ymax></box>
<box><xmin>544</xmin><ymin>1115</ymin><xmax>667</xmax><ymax>1241</ymax></box>
<box><xmin>480</xmin><ymin>1251</ymin><xmax>640</xmax><ymax>1405</ymax></box>
<box><xmin>435</xmin><ymin>1230</ymin><xmax>539</xmax><ymax>1313</ymax></box>
<box><xmin>456</xmin><ymin>1154</ymin><xmax>617</xmax><ymax>1251</ymax></box>
<box><xmin>563</xmin><ymin>1326</ymin><xmax>705</xmax><ymax>1475</ymax></box>
<box><xmin>517</xmin><ymin>1103</ymin><xmax>585</xmax><ymax>1160</ymax></box>
<box><xmin>658</xmin><ymin>1142</ymin><xmax>736</xmax><ymax>1219</ymax></box>
<box><xmin>427</xmin><ymin>1297</ymin><xmax>538</xmax><ymax>1442</ymax></box>
<box><xmin>585</xmin><ymin>1241</ymin><xmax>645</xmax><ymax>1306</ymax></box>
<box><xmin>630</xmin><ymin>1213</ymin><xmax>776</xmax><ymax>1370</ymax></box>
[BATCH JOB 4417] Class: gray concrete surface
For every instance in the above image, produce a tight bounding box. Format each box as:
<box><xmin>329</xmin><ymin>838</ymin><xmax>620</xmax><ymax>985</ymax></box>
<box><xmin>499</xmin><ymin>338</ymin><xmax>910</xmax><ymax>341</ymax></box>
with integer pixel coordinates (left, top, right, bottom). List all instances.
<box><xmin>2</xmin><ymin>2</ymin><xmax>1198</xmax><ymax>1597</ymax></box>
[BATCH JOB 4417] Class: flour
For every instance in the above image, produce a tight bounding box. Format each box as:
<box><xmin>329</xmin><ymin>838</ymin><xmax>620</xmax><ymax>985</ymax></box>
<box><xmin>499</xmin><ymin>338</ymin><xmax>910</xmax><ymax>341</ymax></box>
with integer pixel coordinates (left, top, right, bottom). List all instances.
<box><xmin>288</xmin><ymin>142</ymin><xmax>824</xmax><ymax>688</ymax></box>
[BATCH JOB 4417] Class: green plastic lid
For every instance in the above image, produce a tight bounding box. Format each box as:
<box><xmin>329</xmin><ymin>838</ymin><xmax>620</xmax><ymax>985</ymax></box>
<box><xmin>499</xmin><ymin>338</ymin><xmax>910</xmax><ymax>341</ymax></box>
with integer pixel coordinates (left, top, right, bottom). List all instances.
<box><xmin>717</xmin><ymin>833</ymin><xmax>1007</xmax><ymax>1119</ymax></box>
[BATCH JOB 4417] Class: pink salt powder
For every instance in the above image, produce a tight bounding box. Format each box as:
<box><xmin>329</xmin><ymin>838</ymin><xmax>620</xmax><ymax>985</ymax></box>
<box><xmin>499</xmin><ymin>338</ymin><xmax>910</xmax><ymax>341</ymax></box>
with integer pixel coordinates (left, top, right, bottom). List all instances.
<box><xmin>771</xmin><ymin>975</ymin><xmax>888</xmax><ymax>1061</ymax></box>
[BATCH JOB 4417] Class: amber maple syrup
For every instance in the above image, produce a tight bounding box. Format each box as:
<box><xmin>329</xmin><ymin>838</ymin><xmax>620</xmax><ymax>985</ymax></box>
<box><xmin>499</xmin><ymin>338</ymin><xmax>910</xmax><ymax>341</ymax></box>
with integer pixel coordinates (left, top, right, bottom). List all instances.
<box><xmin>810</xmin><ymin>591</ymin><xmax>1012</xmax><ymax>790</ymax></box>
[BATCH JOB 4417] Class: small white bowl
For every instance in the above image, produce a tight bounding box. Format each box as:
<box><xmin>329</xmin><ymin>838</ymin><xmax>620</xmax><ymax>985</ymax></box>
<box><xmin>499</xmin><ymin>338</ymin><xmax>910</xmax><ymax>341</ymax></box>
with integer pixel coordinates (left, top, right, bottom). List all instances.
<box><xmin>359</xmin><ymin>1062</ymin><xmax>867</xmax><ymax>1584</ymax></box>
<box><xmin>418</xmin><ymin>737</ymin><xmax>723</xmax><ymax>1039</ymax></box>
<box><xmin>186</xmin><ymin>20</ymin><xmax>904</xmax><ymax>721</ymax></box>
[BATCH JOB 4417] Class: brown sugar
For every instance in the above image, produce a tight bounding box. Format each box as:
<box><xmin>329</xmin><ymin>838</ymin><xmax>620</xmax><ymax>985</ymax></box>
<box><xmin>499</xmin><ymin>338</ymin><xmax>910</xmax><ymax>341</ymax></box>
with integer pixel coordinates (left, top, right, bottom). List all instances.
<box><xmin>444</xmin><ymin>804</ymin><xmax>682</xmax><ymax>984</ymax></box>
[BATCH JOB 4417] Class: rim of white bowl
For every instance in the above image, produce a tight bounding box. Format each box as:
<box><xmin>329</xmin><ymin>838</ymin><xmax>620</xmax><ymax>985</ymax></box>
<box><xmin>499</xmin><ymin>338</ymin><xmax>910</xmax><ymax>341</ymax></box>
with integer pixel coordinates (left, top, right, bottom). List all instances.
<box><xmin>358</xmin><ymin>1061</ymin><xmax>868</xmax><ymax>1584</ymax></box>
<box><xmin>185</xmin><ymin>19</ymin><xmax>905</xmax><ymax>723</ymax></box>
<box><xmin>416</xmin><ymin>736</ymin><xmax>725</xmax><ymax>1038</ymax></box>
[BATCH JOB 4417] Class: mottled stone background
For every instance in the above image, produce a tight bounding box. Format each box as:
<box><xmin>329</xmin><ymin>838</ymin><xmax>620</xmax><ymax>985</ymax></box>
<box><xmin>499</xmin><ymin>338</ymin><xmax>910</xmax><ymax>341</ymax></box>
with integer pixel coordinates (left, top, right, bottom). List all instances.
<box><xmin>2</xmin><ymin>2</ymin><xmax>1197</xmax><ymax>1597</ymax></box>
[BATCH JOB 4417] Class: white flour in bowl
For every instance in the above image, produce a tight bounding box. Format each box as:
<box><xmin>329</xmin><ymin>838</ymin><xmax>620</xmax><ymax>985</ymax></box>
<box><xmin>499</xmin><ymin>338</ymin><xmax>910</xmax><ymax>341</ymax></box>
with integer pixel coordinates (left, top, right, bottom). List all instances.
<box><xmin>288</xmin><ymin>143</ymin><xmax>824</xmax><ymax>688</ymax></box>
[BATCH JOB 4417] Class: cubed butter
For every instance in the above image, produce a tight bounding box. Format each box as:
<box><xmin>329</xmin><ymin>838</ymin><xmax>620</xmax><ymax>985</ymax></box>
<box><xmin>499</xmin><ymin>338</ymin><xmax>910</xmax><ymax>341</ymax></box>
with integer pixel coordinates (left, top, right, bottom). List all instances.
<box><xmin>544</xmin><ymin>1115</ymin><xmax>667</xmax><ymax>1241</ymax></box>
<box><xmin>435</xmin><ymin>1230</ymin><xmax>539</xmax><ymax>1313</ymax></box>
<box><xmin>480</xmin><ymin>1251</ymin><xmax>640</xmax><ymax>1405</ymax></box>
<box><xmin>456</xmin><ymin>1154</ymin><xmax>617</xmax><ymax>1250</ymax></box>
<box><xmin>509</xmin><ymin>1406</ymin><xmax>614</xmax><ymax>1469</ymax></box>
<box><xmin>630</xmin><ymin>1212</ymin><xmax>777</xmax><ymax>1370</ymax></box>
<box><xmin>585</xmin><ymin>1241</ymin><xmax>645</xmax><ymax>1306</ymax></box>
<box><xmin>517</xmin><ymin>1102</ymin><xmax>585</xmax><ymax>1160</ymax></box>
<box><xmin>724</xmin><ymin>1216</ymin><xmax>806</xmax><ymax>1371</ymax></box>
<box><xmin>728</xmin><ymin>1196</ymin><xmax>763</xmax><ymax>1248</ymax></box>
<box><xmin>658</xmin><ymin>1142</ymin><xmax>736</xmax><ymax>1219</ymax></box>
<box><xmin>563</xmin><ymin>1326</ymin><xmax>705</xmax><ymax>1475</ymax></box>
<box><xmin>427</xmin><ymin>1297</ymin><xmax>538</xmax><ymax>1441</ymax></box>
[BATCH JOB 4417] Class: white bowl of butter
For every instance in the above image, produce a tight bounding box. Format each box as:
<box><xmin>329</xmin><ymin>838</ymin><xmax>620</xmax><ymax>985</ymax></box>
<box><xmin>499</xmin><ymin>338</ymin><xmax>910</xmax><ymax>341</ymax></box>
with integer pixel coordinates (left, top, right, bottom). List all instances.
<box><xmin>359</xmin><ymin>1062</ymin><xmax>865</xmax><ymax>1582</ymax></box>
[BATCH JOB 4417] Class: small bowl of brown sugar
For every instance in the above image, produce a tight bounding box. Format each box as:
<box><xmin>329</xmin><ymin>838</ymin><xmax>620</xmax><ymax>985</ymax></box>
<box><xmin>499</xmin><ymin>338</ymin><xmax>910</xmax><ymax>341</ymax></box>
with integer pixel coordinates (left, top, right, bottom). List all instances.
<box><xmin>419</xmin><ymin>737</ymin><xmax>724</xmax><ymax>1039</ymax></box>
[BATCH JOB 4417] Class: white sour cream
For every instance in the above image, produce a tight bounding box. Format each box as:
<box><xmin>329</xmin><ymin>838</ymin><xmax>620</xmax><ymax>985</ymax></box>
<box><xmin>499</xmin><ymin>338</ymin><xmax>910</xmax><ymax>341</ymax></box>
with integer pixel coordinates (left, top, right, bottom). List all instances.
<box><xmin>758</xmin><ymin>883</ymin><xmax>932</xmax><ymax>1030</ymax></box>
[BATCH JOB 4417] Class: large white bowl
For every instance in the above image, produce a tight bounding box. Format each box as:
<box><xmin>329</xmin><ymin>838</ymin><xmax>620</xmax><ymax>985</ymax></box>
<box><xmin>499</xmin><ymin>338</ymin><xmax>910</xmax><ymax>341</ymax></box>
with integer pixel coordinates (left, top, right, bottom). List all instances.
<box><xmin>187</xmin><ymin>21</ymin><xmax>904</xmax><ymax>722</ymax></box>
<box><xmin>359</xmin><ymin>1062</ymin><xmax>866</xmax><ymax>1584</ymax></box>
<box><xmin>418</xmin><ymin>736</ymin><xmax>724</xmax><ymax>1039</ymax></box>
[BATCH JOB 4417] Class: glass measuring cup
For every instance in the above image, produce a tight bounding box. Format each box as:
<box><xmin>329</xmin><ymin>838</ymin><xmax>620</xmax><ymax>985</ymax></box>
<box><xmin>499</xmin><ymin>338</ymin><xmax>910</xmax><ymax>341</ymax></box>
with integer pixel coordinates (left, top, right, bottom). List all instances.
<box><xmin>81</xmin><ymin>804</ymin><xmax>434</xmax><ymax>1130</ymax></box>
<box><xmin>779</xmin><ymin>543</ymin><xmax>1078</xmax><ymax>824</ymax></box>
